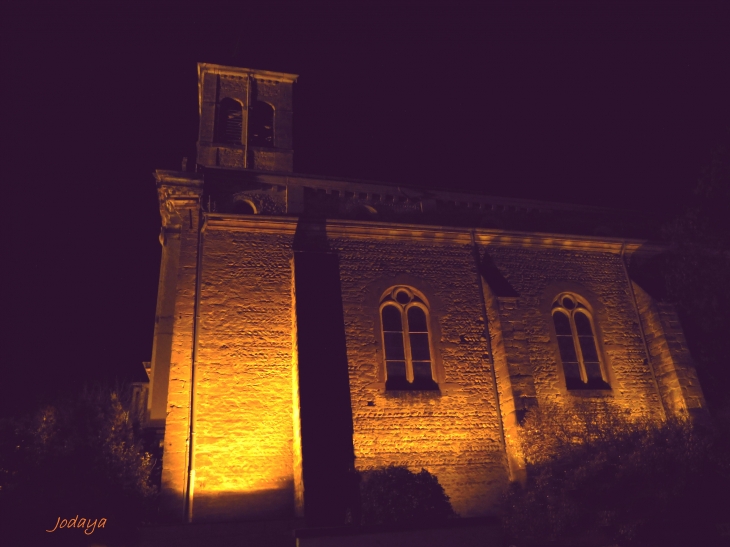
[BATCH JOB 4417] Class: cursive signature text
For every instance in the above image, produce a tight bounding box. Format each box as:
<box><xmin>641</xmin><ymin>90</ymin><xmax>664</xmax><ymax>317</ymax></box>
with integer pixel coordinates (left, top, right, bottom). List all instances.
<box><xmin>46</xmin><ymin>516</ymin><xmax>107</xmax><ymax>535</ymax></box>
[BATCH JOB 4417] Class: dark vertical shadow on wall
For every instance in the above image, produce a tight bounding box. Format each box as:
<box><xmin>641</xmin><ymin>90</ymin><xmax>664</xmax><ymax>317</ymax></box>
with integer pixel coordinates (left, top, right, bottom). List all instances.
<box><xmin>478</xmin><ymin>251</ymin><xmax>519</xmax><ymax>298</ymax></box>
<box><xmin>293</xmin><ymin>217</ymin><xmax>355</xmax><ymax>526</ymax></box>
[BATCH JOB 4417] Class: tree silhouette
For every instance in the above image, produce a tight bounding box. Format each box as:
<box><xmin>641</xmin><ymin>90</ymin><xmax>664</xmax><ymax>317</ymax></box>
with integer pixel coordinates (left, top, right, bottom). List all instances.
<box><xmin>0</xmin><ymin>385</ymin><xmax>157</xmax><ymax>546</ymax></box>
<box><xmin>632</xmin><ymin>134</ymin><xmax>730</xmax><ymax>414</ymax></box>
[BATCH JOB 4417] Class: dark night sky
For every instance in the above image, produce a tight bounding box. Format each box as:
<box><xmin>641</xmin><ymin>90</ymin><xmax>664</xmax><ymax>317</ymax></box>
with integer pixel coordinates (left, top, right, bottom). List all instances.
<box><xmin>2</xmin><ymin>1</ymin><xmax>729</xmax><ymax>417</ymax></box>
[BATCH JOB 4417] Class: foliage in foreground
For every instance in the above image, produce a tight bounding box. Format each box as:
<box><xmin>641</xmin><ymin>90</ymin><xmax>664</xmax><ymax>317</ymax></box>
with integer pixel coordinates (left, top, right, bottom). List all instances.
<box><xmin>359</xmin><ymin>465</ymin><xmax>457</xmax><ymax>526</ymax></box>
<box><xmin>632</xmin><ymin>134</ymin><xmax>730</xmax><ymax>414</ymax></box>
<box><xmin>502</xmin><ymin>401</ymin><xmax>730</xmax><ymax>547</ymax></box>
<box><xmin>0</xmin><ymin>385</ymin><xmax>157</xmax><ymax>546</ymax></box>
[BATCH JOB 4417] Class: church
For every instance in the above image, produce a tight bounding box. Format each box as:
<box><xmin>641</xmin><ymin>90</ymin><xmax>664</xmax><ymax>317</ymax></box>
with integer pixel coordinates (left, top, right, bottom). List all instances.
<box><xmin>142</xmin><ymin>63</ymin><xmax>706</xmax><ymax>525</ymax></box>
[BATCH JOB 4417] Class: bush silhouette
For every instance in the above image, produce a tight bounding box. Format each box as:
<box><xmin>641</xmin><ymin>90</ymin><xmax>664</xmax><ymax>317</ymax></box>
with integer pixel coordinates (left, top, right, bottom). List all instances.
<box><xmin>502</xmin><ymin>401</ymin><xmax>730</xmax><ymax>546</ymax></box>
<box><xmin>359</xmin><ymin>465</ymin><xmax>456</xmax><ymax>526</ymax></box>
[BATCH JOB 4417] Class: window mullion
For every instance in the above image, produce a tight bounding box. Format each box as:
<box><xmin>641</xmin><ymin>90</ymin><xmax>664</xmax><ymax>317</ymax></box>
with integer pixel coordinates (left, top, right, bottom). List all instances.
<box><xmin>402</xmin><ymin>307</ymin><xmax>414</xmax><ymax>383</ymax></box>
<box><xmin>570</xmin><ymin>312</ymin><xmax>588</xmax><ymax>383</ymax></box>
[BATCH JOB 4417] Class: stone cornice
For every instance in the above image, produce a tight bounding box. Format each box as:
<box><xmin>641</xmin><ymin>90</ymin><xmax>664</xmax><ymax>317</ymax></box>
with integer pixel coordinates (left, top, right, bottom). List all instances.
<box><xmin>205</xmin><ymin>214</ymin><xmax>299</xmax><ymax>235</ymax></box>
<box><xmin>154</xmin><ymin>170</ymin><xmax>204</xmax><ymax>188</ymax></box>
<box><xmin>241</xmin><ymin>171</ymin><xmax>641</xmax><ymax>217</ymax></box>
<box><xmin>203</xmin><ymin>213</ymin><xmax>667</xmax><ymax>253</ymax></box>
<box><xmin>155</xmin><ymin>170</ymin><xmax>203</xmax><ymax>228</ymax></box>
<box><xmin>198</xmin><ymin>63</ymin><xmax>298</xmax><ymax>83</ymax></box>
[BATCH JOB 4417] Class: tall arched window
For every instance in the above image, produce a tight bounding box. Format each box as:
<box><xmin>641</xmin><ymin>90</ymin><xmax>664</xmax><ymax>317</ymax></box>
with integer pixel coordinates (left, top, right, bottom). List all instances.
<box><xmin>552</xmin><ymin>293</ymin><xmax>609</xmax><ymax>390</ymax></box>
<box><xmin>216</xmin><ymin>98</ymin><xmax>243</xmax><ymax>144</ymax></box>
<box><xmin>248</xmin><ymin>101</ymin><xmax>274</xmax><ymax>147</ymax></box>
<box><xmin>380</xmin><ymin>287</ymin><xmax>437</xmax><ymax>390</ymax></box>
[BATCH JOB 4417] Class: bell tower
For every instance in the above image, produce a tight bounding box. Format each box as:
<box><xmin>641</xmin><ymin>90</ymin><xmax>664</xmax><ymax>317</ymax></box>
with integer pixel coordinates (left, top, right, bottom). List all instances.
<box><xmin>196</xmin><ymin>63</ymin><xmax>298</xmax><ymax>172</ymax></box>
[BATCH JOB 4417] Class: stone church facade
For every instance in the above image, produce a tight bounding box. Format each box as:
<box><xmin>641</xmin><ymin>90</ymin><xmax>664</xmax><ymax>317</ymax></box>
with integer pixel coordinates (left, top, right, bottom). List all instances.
<box><xmin>144</xmin><ymin>63</ymin><xmax>706</xmax><ymax>524</ymax></box>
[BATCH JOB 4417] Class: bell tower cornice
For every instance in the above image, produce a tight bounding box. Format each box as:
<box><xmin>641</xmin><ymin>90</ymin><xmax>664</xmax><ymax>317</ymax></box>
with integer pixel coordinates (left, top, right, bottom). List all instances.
<box><xmin>197</xmin><ymin>64</ymin><xmax>298</xmax><ymax>117</ymax></box>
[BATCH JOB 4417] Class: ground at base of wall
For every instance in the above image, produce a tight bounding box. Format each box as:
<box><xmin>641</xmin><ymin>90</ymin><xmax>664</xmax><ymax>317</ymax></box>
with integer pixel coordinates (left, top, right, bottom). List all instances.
<box><xmin>295</xmin><ymin>517</ymin><xmax>501</xmax><ymax>547</ymax></box>
<box><xmin>137</xmin><ymin>518</ymin><xmax>658</xmax><ymax>547</ymax></box>
<box><xmin>138</xmin><ymin>517</ymin><xmax>503</xmax><ymax>547</ymax></box>
<box><xmin>139</xmin><ymin>518</ymin><xmax>304</xmax><ymax>547</ymax></box>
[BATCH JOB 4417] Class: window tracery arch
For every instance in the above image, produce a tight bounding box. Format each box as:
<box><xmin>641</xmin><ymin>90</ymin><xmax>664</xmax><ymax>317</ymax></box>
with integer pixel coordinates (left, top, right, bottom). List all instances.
<box><xmin>380</xmin><ymin>286</ymin><xmax>437</xmax><ymax>390</ymax></box>
<box><xmin>551</xmin><ymin>293</ymin><xmax>609</xmax><ymax>390</ymax></box>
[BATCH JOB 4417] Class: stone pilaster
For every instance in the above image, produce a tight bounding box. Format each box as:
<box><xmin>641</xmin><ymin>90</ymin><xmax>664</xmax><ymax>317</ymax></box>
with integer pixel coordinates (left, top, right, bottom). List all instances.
<box><xmin>482</xmin><ymin>284</ymin><xmax>536</xmax><ymax>480</ymax></box>
<box><xmin>151</xmin><ymin>170</ymin><xmax>203</xmax><ymax>521</ymax></box>
<box><xmin>633</xmin><ymin>282</ymin><xmax>707</xmax><ymax>417</ymax></box>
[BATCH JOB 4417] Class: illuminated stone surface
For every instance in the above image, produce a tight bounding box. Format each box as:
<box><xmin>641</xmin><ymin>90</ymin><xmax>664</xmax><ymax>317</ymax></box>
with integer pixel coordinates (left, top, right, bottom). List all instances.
<box><xmin>146</xmin><ymin>64</ymin><xmax>707</xmax><ymax>524</ymax></box>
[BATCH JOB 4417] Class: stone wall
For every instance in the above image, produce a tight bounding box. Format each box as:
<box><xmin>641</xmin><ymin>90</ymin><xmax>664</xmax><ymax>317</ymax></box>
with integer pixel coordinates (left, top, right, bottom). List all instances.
<box><xmin>484</xmin><ymin>244</ymin><xmax>664</xmax><ymax>419</ymax></box>
<box><xmin>150</xmin><ymin>62</ymin><xmax>705</xmax><ymax>526</ymax></box>
<box><xmin>190</xmin><ymin>227</ymin><xmax>299</xmax><ymax>521</ymax></box>
<box><xmin>155</xmin><ymin>209</ymin><xmax>696</xmax><ymax>523</ymax></box>
<box><xmin>331</xmin><ymin>234</ymin><xmax>509</xmax><ymax>517</ymax></box>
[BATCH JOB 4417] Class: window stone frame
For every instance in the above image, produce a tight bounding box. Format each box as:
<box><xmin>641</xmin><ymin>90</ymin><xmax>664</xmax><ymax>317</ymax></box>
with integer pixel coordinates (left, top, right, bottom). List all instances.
<box><xmin>379</xmin><ymin>286</ymin><xmax>438</xmax><ymax>390</ymax></box>
<box><xmin>541</xmin><ymin>283</ymin><xmax>614</xmax><ymax>397</ymax></box>
<box><xmin>364</xmin><ymin>277</ymin><xmax>445</xmax><ymax>392</ymax></box>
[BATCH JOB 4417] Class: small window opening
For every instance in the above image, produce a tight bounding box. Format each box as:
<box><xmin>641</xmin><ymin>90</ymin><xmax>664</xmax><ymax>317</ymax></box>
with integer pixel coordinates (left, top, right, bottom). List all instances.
<box><xmin>232</xmin><ymin>200</ymin><xmax>256</xmax><ymax>215</ymax></box>
<box><xmin>249</xmin><ymin>101</ymin><xmax>274</xmax><ymax>147</ymax></box>
<box><xmin>216</xmin><ymin>98</ymin><xmax>243</xmax><ymax>145</ymax></box>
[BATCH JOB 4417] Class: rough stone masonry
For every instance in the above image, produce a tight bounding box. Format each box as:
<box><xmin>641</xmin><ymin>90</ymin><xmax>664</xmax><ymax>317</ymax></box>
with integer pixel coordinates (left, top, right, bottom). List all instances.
<box><xmin>143</xmin><ymin>63</ymin><xmax>707</xmax><ymax>523</ymax></box>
